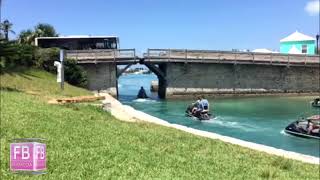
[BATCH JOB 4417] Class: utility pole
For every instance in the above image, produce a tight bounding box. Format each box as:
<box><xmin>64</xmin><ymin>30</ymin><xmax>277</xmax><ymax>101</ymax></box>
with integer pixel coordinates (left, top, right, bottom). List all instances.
<box><xmin>59</xmin><ymin>49</ymin><xmax>65</xmax><ymax>90</ymax></box>
<box><xmin>0</xmin><ymin>0</ymin><xmax>2</xmax><ymax>37</ymax></box>
<box><xmin>316</xmin><ymin>34</ymin><xmax>319</xmax><ymax>55</ymax></box>
<box><xmin>0</xmin><ymin>0</ymin><xmax>2</xmax><ymax>23</ymax></box>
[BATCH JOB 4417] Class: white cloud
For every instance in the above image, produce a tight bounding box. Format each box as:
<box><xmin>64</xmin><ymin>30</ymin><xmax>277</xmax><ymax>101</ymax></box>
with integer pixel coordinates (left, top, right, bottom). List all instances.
<box><xmin>305</xmin><ymin>0</ymin><xmax>320</xmax><ymax>16</ymax></box>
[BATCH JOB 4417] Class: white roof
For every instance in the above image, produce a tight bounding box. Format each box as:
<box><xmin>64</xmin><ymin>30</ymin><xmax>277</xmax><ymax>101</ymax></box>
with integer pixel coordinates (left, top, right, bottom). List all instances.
<box><xmin>252</xmin><ymin>48</ymin><xmax>273</xmax><ymax>53</ymax></box>
<box><xmin>36</xmin><ymin>35</ymin><xmax>118</xmax><ymax>40</ymax></box>
<box><xmin>280</xmin><ymin>31</ymin><xmax>315</xmax><ymax>42</ymax></box>
<box><xmin>252</xmin><ymin>48</ymin><xmax>279</xmax><ymax>53</ymax></box>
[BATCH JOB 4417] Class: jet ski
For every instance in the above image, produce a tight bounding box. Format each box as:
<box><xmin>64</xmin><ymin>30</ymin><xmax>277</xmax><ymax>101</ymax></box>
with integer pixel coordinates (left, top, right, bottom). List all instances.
<box><xmin>185</xmin><ymin>104</ymin><xmax>213</xmax><ymax>121</ymax></box>
<box><xmin>311</xmin><ymin>98</ymin><xmax>320</xmax><ymax>108</ymax></box>
<box><xmin>137</xmin><ymin>86</ymin><xmax>148</xmax><ymax>99</ymax></box>
<box><xmin>284</xmin><ymin>115</ymin><xmax>320</xmax><ymax>139</ymax></box>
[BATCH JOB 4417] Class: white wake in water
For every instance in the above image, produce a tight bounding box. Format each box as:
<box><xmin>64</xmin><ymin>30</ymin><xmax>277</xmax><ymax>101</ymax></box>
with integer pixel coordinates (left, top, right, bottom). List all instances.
<box><xmin>280</xmin><ymin>130</ymin><xmax>291</xmax><ymax>136</ymax></box>
<box><xmin>133</xmin><ymin>98</ymin><xmax>158</xmax><ymax>103</ymax></box>
<box><xmin>205</xmin><ymin>116</ymin><xmax>263</xmax><ymax>132</ymax></box>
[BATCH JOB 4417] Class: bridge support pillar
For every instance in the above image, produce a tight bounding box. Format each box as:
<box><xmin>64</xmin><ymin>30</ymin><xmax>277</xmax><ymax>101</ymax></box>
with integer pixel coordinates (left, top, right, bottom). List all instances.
<box><xmin>157</xmin><ymin>64</ymin><xmax>167</xmax><ymax>99</ymax></box>
<box><xmin>79</xmin><ymin>63</ymin><xmax>117</xmax><ymax>96</ymax></box>
<box><xmin>144</xmin><ymin>62</ymin><xmax>167</xmax><ymax>99</ymax></box>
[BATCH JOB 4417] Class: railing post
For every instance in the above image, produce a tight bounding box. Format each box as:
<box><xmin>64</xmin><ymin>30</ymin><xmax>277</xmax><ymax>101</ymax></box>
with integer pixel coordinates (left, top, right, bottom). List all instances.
<box><xmin>234</xmin><ymin>52</ymin><xmax>237</xmax><ymax>65</ymax></box>
<box><xmin>133</xmin><ymin>49</ymin><xmax>136</xmax><ymax>62</ymax></box>
<box><xmin>252</xmin><ymin>53</ymin><xmax>255</xmax><ymax>63</ymax></box>
<box><xmin>168</xmin><ymin>49</ymin><xmax>171</xmax><ymax>61</ymax></box>
<box><xmin>59</xmin><ymin>49</ymin><xmax>65</xmax><ymax>90</ymax></box>
<box><xmin>147</xmin><ymin>48</ymin><xmax>150</xmax><ymax>62</ymax></box>
<box><xmin>76</xmin><ymin>50</ymin><xmax>78</xmax><ymax>61</ymax></box>
<box><xmin>304</xmin><ymin>54</ymin><xmax>307</xmax><ymax>66</ymax></box>
<box><xmin>202</xmin><ymin>51</ymin><xmax>204</xmax><ymax>63</ymax></box>
<box><xmin>185</xmin><ymin>49</ymin><xmax>188</xmax><ymax>61</ymax></box>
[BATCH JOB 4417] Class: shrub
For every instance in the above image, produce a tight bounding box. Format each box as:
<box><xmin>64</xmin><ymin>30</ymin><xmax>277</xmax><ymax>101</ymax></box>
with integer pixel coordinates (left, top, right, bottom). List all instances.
<box><xmin>34</xmin><ymin>47</ymin><xmax>87</xmax><ymax>87</ymax></box>
<box><xmin>15</xmin><ymin>43</ymin><xmax>36</xmax><ymax>66</ymax></box>
<box><xmin>64</xmin><ymin>59</ymin><xmax>87</xmax><ymax>87</ymax></box>
<box><xmin>34</xmin><ymin>47</ymin><xmax>60</xmax><ymax>72</ymax></box>
<box><xmin>1</xmin><ymin>45</ymin><xmax>87</xmax><ymax>87</ymax></box>
<box><xmin>0</xmin><ymin>40</ymin><xmax>35</xmax><ymax>71</ymax></box>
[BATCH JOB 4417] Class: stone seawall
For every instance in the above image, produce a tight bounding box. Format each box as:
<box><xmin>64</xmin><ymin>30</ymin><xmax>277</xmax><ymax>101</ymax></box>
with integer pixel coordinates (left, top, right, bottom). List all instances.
<box><xmin>166</xmin><ymin>88</ymin><xmax>320</xmax><ymax>99</ymax></box>
<box><xmin>165</xmin><ymin>63</ymin><xmax>320</xmax><ymax>98</ymax></box>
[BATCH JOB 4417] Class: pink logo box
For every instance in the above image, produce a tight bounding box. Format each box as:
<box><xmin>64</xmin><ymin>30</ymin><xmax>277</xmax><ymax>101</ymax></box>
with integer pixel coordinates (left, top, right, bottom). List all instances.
<box><xmin>10</xmin><ymin>142</ymin><xmax>46</xmax><ymax>172</ymax></box>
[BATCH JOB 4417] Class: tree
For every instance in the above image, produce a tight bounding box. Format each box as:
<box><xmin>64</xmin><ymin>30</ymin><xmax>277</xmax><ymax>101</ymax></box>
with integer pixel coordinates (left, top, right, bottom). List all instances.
<box><xmin>18</xmin><ymin>23</ymin><xmax>58</xmax><ymax>45</ymax></box>
<box><xmin>0</xmin><ymin>19</ymin><xmax>15</xmax><ymax>41</ymax></box>
<box><xmin>34</xmin><ymin>23</ymin><xmax>58</xmax><ymax>37</ymax></box>
<box><xmin>18</xmin><ymin>29</ymin><xmax>34</xmax><ymax>44</ymax></box>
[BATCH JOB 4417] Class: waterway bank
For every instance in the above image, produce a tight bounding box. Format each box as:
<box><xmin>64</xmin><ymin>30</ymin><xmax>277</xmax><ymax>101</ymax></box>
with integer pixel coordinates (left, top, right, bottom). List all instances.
<box><xmin>99</xmin><ymin>92</ymin><xmax>319</xmax><ymax>164</ymax></box>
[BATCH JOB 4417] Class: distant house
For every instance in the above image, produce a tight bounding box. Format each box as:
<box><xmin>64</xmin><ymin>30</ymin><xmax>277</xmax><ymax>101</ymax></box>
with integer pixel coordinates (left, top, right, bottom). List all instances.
<box><xmin>35</xmin><ymin>35</ymin><xmax>119</xmax><ymax>50</ymax></box>
<box><xmin>280</xmin><ymin>31</ymin><xmax>316</xmax><ymax>55</ymax></box>
<box><xmin>252</xmin><ymin>48</ymin><xmax>273</xmax><ymax>53</ymax></box>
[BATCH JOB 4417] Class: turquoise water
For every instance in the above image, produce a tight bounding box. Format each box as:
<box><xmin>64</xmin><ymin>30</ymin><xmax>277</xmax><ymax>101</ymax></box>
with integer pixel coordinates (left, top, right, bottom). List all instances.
<box><xmin>118</xmin><ymin>74</ymin><xmax>320</xmax><ymax>157</ymax></box>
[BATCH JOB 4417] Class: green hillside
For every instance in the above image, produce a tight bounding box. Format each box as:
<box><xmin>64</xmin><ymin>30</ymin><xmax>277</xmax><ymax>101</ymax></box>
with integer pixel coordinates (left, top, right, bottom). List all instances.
<box><xmin>0</xmin><ymin>69</ymin><xmax>319</xmax><ymax>179</ymax></box>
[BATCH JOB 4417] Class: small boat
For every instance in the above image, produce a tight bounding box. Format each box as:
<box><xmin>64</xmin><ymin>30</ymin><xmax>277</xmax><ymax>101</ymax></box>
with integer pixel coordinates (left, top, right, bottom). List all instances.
<box><xmin>185</xmin><ymin>105</ymin><xmax>213</xmax><ymax>121</ymax></box>
<box><xmin>285</xmin><ymin>115</ymin><xmax>320</xmax><ymax>139</ymax></box>
<box><xmin>311</xmin><ymin>98</ymin><xmax>320</xmax><ymax>108</ymax></box>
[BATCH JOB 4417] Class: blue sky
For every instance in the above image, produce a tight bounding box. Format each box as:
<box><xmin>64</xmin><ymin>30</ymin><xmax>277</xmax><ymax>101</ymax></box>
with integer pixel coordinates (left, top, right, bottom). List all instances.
<box><xmin>2</xmin><ymin>0</ymin><xmax>319</xmax><ymax>53</ymax></box>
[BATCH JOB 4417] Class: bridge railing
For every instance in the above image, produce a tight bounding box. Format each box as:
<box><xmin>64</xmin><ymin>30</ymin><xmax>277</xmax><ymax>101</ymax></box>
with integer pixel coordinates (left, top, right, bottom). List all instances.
<box><xmin>145</xmin><ymin>49</ymin><xmax>320</xmax><ymax>66</ymax></box>
<box><xmin>66</xmin><ymin>49</ymin><xmax>136</xmax><ymax>62</ymax></box>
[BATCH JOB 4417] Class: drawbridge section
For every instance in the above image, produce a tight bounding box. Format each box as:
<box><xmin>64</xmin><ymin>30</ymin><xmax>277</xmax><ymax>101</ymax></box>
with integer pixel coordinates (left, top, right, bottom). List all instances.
<box><xmin>65</xmin><ymin>49</ymin><xmax>320</xmax><ymax>99</ymax></box>
<box><xmin>66</xmin><ymin>49</ymin><xmax>139</xmax><ymax>65</ymax></box>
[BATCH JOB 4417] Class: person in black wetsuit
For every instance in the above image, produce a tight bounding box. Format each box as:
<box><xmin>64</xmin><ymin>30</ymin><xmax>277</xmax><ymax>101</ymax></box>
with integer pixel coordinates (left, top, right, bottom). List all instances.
<box><xmin>137</xmin><ymin>86</ymin><xmax>148</xmax><ymax>99</ymax></box>
<box><xmin>314</xmin><ymin>98</ymin><xmax>320</xmax><ymax>105</ymax></box>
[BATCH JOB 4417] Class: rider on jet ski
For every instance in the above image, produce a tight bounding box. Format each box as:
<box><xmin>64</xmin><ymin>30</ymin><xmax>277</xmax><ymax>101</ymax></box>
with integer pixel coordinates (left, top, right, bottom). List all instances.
<box><xmin>191</xmin><ymin>96</ymin><xmax>201</xmax><ymax>114</ymax></box>
<box><xmin>192</xmin><ymin>96</ymin><xmax>210</xmax><ymax>116</ymax></box>
<box><xmin>137</xmin><ymin>86</ymin><xmax>148</xmax><ymax>99</ymax></box>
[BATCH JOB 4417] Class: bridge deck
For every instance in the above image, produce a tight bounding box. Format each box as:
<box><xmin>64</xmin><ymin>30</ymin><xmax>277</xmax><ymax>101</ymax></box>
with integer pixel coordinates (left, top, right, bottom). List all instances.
<box><xmin>144</xmin><ymin>49</ymin><xmax>320</xmax><ymax>67</ymax></box>
<box><xmin>66</xmin><ymin>49</ymin><xmax>320</xmax><ymax>67</ymax></box>
<box><xmin>66</xmin><ymin>49</ymin><xmax>138</xmax><ymax>64</ymax></box>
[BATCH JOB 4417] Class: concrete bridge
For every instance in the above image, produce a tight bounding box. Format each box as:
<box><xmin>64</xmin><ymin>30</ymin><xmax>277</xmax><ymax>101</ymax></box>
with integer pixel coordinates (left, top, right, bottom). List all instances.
<box><xmin>66</xmin><ymin>49</ymin><xmax>320</xmax><ymax>99</ymax></box>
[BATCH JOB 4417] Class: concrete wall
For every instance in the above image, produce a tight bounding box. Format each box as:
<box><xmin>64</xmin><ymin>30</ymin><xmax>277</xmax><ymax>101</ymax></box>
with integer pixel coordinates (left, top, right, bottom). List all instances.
<box><xmin>165</xmin><ymin>63</ymin><xmax>320</xmax><ymax>98</ymax></box>
<box><xmin>80</xmin><ymin>63</ymin><xmax>117</xmax><ymax>96</ymax></box>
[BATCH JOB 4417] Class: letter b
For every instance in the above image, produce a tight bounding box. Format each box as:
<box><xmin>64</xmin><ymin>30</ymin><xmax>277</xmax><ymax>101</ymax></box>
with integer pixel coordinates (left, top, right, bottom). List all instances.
<box><xmin>36</xmin><ymin>146</ymin><xmax>45</xmax><ymax>159</ymax></box>
<box><xmin>21</xmin><ymin>146</ymin><xmax>30</xmax><ymax>160</ymax></box>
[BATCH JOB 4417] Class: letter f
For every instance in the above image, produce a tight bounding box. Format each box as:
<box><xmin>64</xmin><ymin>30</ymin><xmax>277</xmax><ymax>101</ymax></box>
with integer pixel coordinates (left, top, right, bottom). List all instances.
<box><xmin>13</xmin><ymin>146</ymin><xmax>20</xmax><ymax>159</ymax></box>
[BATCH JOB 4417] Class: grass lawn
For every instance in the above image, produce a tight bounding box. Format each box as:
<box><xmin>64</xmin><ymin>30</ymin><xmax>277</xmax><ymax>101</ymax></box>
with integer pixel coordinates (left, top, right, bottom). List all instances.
<box><xmin>0</xmin><ymin>68</ymin><xmax>91</xmax><ymax>100</ymax></box>
<box><xmin>1</xmin><ymin>69</ymin><xmax>319</xmax><ymax>179</ymax></box>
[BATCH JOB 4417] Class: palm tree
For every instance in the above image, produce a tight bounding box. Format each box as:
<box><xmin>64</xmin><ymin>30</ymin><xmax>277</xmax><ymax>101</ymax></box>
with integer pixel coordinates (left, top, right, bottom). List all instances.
<box><xmin>18</xmin><ymin>29</ymin><xmax>34</xmax><ymax>44</ymax></box>
<box><xmin>0</xmin><ymin>19</ymin><xmax>15</xmax><ymax>41</ymax></box>
<box><xmin>18</xmin><ymin>23</ymin><xmax>58</xmax><ymax>45</ymax></box>
<box><xmin>34</xmin><ymin>23</ymin><xmax>58</xmax><ymax>37</ymax></box>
